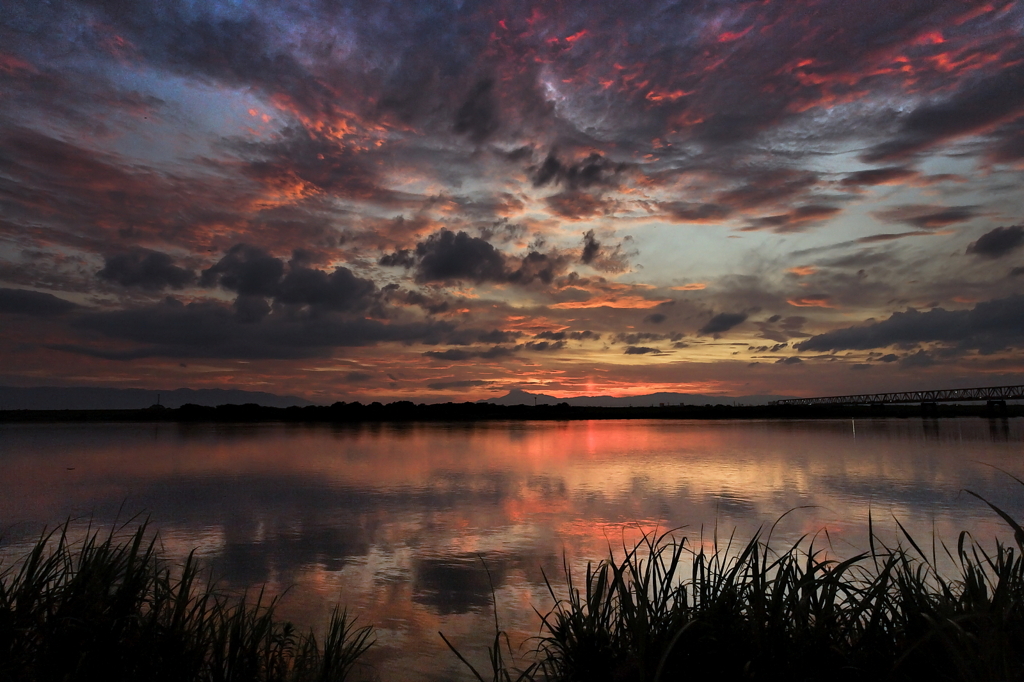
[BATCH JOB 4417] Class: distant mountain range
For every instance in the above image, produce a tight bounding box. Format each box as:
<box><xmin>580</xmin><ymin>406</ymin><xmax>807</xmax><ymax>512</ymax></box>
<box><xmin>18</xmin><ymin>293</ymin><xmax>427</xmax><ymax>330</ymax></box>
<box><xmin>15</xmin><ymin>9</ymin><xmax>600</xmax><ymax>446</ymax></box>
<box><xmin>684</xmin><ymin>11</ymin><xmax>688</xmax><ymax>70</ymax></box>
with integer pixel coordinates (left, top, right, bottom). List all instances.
<box><xmin>481</xmin><ymin>388</ymin><xmax>794</xmax><ymax>407</ymax></box>
<box><xmin>0</xmin><ymin>386</ymin><xmax>314</xmax><ymax>410</ymax></box>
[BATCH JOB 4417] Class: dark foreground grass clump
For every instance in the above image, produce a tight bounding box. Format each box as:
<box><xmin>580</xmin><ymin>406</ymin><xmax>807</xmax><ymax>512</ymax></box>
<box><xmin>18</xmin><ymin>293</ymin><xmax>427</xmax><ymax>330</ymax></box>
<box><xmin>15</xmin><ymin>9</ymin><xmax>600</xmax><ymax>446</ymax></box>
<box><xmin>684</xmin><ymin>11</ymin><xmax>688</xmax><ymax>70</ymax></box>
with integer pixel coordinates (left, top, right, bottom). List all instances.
<box><xmin>0</xmin><ymin>521</ymin><xmax>373</xmax><ymax>682</ymax></box>
<box><xmin>447</xmin><ymin>489</ymin><xmax>1024</xmax><ymax>682</ymax></box>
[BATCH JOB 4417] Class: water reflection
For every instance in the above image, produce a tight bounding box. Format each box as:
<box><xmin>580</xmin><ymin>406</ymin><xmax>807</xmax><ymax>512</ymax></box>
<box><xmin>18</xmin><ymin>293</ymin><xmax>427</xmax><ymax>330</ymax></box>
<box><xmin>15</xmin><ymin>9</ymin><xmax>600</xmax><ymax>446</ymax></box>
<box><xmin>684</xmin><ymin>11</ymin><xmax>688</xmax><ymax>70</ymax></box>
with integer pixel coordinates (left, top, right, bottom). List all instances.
<box><xmin>1</xmin><ymin>418</ymin><xmax>1022</xmax><ymax>681</ymax></box>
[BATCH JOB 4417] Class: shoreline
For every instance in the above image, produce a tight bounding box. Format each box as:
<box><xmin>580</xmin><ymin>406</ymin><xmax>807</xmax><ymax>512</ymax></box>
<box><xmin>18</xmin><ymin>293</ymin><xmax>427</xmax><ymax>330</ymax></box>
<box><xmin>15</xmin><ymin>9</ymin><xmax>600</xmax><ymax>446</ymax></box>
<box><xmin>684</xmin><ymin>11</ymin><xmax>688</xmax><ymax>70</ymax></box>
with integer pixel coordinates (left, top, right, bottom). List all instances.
<box><xmin>1</xmin><ymin>401</ymin><xmax>1021</xmax><ymax>423</ymax></box>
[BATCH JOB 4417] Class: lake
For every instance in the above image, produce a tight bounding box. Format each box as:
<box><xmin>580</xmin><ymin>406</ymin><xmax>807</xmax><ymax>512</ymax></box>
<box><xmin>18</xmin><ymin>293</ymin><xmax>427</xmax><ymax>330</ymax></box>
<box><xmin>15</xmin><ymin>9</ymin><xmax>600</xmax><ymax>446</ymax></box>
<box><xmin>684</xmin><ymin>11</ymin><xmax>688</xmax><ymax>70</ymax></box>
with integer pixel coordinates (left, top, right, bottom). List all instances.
<box><xmin>1</xmin><ymin>417</ymin><xmax>1022</xmax><ymax>681</ymax></box>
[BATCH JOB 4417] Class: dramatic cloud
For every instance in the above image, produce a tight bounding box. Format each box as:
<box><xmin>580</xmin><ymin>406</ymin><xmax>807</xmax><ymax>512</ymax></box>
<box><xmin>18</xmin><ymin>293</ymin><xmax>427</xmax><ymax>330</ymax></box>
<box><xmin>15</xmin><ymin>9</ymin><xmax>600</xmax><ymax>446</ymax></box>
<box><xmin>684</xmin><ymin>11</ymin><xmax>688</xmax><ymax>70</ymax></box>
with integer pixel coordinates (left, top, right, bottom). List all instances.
<box><xmin>531</xmin><ymin>153</ymin><xmax>626</xmax><ymax>190</ymax></box>
<box><xmin>699</xmin><ymin>313</ymin><xmax>748</xmax><ymax>336</ymax></box>
<box><xmin>75</xmin><ymin>297</ymin><xmax>449</xmax><ymax>360</ymax></box>
<box><xmin>412</xmin><ymin>230</ymin><xmax>507</xmax><ymax>284</ymax></box>
<box><xmin>966</xmin><ymin>225</ymin><xmax>1024</xmax><ymax>259</ymax></box>
<box><xmin>796</xmin><ymin>295</ymin><xmax>1024</xmax><ymax>354</ymax></box>
<box><xmin>0</xmin><ymin>288</ymin><xmax>78</xmax><ymax>316</ymax></box>
<box><xmin>276</xmin><ymin>265</ymin><xmax>377</xmax><ymax>313</ymax></box>
<box><xmin>873</xmin><ymin>205</ymin><xmax>981</xmax><ymax>229</ymax></box>
<box><xmin>453</xmin><ymin>79</ymin><xmax>499</xmax><ymax>143</ymax></box>
<box><xmin>98</xmin><ymin>249</ymin><xmax>195</xmax><ymax>290</ymax></box>
<box><xmin>840</xmin><ymin>167</ymin><xmax>918</xmax><ymax>187</ymax></box>
<box><xmin>2</xmin><ymin>0</ymin><xmax>1024</xmax><ymax>400</ymax></box>
<box><xmin>864</xmin><ymin>62</ymin><xmax>1024</xmax><ymax>162</ymax></box>
<box><xmin>201</xmin><ymin>245</ymin><xmax>285</xmax><ymax>297</ymax></box>
<box><xmin>624</xmin><ymin>346</ymin><xmax>661</xmax><ymax>355</ymax></box>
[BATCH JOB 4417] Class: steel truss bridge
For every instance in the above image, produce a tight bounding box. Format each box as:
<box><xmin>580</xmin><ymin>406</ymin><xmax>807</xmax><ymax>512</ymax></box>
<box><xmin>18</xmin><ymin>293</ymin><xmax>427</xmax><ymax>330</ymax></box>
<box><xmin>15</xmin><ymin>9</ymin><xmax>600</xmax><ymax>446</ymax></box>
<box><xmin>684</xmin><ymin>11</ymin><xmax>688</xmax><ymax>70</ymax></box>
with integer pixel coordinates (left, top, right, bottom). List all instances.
<box><xmin>773</xmin><ymin>384</ymin><xmax>1024</xmax><ymax>406</ymax></box>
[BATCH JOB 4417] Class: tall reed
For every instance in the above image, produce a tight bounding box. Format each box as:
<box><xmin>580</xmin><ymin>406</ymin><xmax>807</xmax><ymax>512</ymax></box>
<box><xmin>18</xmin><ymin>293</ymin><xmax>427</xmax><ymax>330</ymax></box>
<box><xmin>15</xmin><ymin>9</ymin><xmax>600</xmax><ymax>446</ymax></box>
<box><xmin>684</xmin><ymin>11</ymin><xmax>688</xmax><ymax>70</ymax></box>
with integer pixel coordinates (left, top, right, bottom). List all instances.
<box><xmin>0</xmin><ymin>520</ymin><xmax>374</xmax><ymax>682</ymax></box>
<box><xmin>446</xmin><ymin>490</ymin><xmax>1024</xmax><ymax>682</ymax></box>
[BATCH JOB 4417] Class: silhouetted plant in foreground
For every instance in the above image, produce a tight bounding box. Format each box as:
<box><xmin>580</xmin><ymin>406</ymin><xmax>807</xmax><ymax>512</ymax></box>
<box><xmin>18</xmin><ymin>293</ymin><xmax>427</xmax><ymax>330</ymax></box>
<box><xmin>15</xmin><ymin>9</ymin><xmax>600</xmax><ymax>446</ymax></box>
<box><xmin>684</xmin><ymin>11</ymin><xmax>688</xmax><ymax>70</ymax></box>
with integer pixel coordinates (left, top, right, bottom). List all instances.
<box><xmin>0</xmin><ymin>521</ymin><xmax>374</xmax><ymax>682</ymax></box>
<box><xmin>444</xmin><ymin>483</ymin><xmax>1024</xmax><ymax>682</ymax></box>
<box><xmin>4</xmin><ymin>491</ymin><xmax>1024</xmax><ymax>682</ymax></box>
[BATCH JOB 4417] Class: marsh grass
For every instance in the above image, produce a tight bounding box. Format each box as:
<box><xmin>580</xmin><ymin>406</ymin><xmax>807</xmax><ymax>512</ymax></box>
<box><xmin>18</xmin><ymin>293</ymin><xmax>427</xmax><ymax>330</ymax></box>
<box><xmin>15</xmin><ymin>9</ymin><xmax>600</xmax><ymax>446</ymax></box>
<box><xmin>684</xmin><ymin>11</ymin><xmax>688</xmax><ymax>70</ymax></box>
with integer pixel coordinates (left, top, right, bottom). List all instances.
<box><xmin>445</xmin><ymin>488</ymin><xmax>1024</xmax><ymax>682</ymax></box>
<box><xmin>0</xmin><ymin>520</ymin><xmax>374</xmax><ymax>682</ymax></box>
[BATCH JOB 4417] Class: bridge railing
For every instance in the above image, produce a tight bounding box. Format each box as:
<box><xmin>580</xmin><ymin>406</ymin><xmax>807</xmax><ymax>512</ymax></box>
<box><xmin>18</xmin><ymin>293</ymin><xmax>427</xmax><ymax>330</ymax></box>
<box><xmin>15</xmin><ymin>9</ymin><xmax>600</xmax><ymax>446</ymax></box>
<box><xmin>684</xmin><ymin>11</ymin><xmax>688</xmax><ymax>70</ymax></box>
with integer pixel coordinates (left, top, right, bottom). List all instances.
<box><xmin>772</xmin><ymin>384</ymin><xmax>1024</xmax><ymax>406</ymax></box>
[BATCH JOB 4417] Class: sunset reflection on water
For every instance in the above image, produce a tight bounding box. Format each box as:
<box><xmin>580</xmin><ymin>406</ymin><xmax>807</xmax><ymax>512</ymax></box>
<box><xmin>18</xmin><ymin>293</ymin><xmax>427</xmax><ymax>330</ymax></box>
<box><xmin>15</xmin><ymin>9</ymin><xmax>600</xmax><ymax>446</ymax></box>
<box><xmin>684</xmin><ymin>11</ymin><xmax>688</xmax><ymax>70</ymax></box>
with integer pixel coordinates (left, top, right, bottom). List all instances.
<box><xmin>1</xmin><ymin>418</ymin><xmax>1022</xmax><ymax>681</ymax></box>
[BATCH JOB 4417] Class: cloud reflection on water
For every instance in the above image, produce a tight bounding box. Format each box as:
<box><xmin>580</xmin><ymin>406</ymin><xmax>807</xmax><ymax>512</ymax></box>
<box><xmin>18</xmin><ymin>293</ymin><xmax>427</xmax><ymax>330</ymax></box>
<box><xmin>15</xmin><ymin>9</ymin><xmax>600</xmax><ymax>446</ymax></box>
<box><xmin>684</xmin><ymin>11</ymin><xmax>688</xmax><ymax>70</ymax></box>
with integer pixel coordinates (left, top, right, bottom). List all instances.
<box><xmin>1</xmin><ymin>419</ymin><xmax>1022</xmax><ymax>681</ymax></box>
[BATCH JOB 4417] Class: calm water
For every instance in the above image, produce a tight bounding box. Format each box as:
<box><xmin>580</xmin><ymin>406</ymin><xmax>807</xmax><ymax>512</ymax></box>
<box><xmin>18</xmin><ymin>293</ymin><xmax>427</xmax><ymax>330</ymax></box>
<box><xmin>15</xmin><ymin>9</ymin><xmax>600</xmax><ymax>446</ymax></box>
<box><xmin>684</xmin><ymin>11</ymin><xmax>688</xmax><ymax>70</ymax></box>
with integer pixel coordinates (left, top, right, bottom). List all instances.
<box><xmin>1</xmin><ymin>418</ymin><xmax>1023</xmax><ymax>680</ymax></box>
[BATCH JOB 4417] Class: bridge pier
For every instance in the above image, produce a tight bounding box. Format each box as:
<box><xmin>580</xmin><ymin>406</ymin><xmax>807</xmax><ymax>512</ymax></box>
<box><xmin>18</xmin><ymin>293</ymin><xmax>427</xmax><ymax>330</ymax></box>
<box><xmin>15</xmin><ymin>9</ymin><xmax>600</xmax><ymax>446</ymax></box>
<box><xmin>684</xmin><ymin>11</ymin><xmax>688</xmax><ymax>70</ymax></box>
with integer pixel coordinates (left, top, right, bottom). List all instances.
<box><xmin>986</xmin><ymin>400</ymin><xmax>1008</xmax><ymax>416</ymax></box>
<box><xmin>920</xmin><ymin>401</ymin><xmax>939</xmax><ymax>417</ymax></box>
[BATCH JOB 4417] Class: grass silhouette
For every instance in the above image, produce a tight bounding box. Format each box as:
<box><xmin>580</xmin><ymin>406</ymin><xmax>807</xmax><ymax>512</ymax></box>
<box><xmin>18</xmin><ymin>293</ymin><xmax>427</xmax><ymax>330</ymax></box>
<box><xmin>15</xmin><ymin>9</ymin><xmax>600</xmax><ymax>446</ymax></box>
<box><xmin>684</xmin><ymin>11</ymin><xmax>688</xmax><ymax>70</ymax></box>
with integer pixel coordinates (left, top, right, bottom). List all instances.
<box><xmin>0</xmin><ymin>520</ymin><xmax>373</xmax><ymax>682</ymax></box>
<box><xmin>444</xmin><ymin>486</ymin><xmax>1024</xmax><ymax>682</ymax></box>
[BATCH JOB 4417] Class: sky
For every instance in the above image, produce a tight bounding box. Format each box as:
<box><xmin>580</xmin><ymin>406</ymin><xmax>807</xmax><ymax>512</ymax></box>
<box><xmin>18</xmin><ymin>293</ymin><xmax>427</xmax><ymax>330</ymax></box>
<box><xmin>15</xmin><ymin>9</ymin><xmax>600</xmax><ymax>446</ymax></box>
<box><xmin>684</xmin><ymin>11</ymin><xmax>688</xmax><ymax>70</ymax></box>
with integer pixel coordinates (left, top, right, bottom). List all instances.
<box><xmin>2</xmin><ymin>0</ymin><xmax>1024</xmax><ymax>403</ymax></box>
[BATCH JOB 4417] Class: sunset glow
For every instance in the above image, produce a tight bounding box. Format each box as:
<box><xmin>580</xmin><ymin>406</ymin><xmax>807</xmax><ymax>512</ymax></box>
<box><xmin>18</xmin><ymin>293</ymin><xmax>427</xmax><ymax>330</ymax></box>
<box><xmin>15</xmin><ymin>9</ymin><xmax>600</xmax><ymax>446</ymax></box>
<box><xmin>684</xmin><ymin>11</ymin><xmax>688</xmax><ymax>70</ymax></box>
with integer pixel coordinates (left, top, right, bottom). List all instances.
<box><xmin>1</xmin><ymin>0</ymin><xmax>1023</xmax><ymax>402</ymax></box>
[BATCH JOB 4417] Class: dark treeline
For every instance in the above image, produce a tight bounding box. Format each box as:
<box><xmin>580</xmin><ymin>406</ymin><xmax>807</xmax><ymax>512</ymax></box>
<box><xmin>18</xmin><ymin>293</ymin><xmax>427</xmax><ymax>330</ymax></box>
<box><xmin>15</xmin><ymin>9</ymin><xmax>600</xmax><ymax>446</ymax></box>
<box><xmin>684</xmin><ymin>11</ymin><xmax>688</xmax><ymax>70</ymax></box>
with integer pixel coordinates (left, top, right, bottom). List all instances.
<box><xmin>0</xmin><ymin>401</ymin><xmax>1021</xmax><ymax>423</ymax></box>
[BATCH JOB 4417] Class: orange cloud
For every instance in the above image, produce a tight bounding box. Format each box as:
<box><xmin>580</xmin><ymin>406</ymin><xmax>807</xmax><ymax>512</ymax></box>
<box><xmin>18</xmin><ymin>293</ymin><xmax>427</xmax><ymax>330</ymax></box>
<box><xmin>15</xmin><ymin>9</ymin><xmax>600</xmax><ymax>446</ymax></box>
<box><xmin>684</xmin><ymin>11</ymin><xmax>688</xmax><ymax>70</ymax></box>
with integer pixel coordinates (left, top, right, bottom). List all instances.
<box><xmin>787</xmin><ymin>295</ymin><xmax>835</xmax><ymax>308</ymax></box>
<box><xmin>718</xmin><ymin>26</ymin><xmax>752</xmax><ymax>42</ymax></box>
<box><xmin>551</xmin><ymin>295</ymin><xmax>671</xmax><ymax>309</ymax></box>
<box><xmin>670</xmin><ymin>283</ymin><xmax>706</xmax><ymax>291</ymax></box>
<box><xmin>787</xmin><ymin>266</ymin><xmax>817</xmax><ymax>276</ymax></box>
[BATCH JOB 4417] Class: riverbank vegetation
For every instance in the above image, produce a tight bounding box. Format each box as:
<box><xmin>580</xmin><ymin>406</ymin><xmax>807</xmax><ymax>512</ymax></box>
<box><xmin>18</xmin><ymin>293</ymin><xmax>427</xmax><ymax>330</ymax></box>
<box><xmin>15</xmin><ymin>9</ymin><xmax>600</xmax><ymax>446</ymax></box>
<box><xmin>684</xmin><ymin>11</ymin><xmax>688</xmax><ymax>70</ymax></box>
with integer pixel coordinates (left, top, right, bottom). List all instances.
<box><xmin>448</xmin><ymin>488</ymin><xmax>1024</xmax><ymax>682</ymax></box>
<box><xmin>3</xmin><ymin>487</ymin><xmax>1024</xmax><ymax>681</ymax></box>
<box><xmin>0</xmin><ymin>522</ymin><xmax>373</xmax><ymax>682</ymax></box>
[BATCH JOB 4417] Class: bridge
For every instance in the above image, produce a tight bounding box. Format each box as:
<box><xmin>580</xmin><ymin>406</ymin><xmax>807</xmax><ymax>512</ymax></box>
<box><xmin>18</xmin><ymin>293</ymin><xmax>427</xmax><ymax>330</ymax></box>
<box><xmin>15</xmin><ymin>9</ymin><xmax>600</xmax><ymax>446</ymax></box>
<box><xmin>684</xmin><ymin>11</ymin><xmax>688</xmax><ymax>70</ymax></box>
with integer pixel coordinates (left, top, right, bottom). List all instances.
<box><xmin>772</xmin><ymin>384</ymin><xmax>1024</xmax><ymax>406</ymax></box>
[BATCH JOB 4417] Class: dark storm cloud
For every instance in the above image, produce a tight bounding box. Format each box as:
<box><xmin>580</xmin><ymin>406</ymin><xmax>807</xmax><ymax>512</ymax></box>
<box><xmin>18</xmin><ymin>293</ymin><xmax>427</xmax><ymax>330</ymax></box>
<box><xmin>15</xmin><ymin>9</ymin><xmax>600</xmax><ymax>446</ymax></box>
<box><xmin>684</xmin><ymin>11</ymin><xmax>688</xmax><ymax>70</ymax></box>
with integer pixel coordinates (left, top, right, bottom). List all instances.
<box><xmin>97</xmin><ymin>249</ymin><xmax>195</xmax><ymax>290</ymax></box>
<box><xmin>577</xmin><ymin>231</ymin><xmax>634</xmax><ymax>273</ymax></box>
<box><xmin>384</xmin><ymin>229</ymin><xmax>570</xmax><ymax>286</ymax></box>
<box><xmin>423</xmin><ymin>348</ymin><xmax>474</xmax><ymax>362</ymax></box>
<box><xmin>644</xmin><ymin>313</ymin><xmax>666</xmax><ymax>324</ymax></box>
<box><xmin>659</xmin><ymin>202</ymin><xmax>734</xmax><ymax>224</ymax></box>
<box><xmin>856</xmin><ymin>231</ymin><xmax>935</xmax><ymax>243</ymax></box>
<box><xmin>74</xmin><ymin>297</ymin><xmax>449</xmax><ymax>360</ymax></box>
<box><xmin>580</xmin><ymin>230</ymin><xmax>601</xmax><ymax>265</ymax></box>
<box><xmin>523</xmin><ymin>340</ymin><xmax>565</xmax><ymax>352</ymax></box>
<box><xmin>201</xmin><ymin>244</ymin><xmax>284</xmax><ymax>296</ymax></box>
<box><xmin>966</xmin><ymin>225</ymin><xmax>1024</xmax><ymax>259</ymax></box>
<box><xmin>872</xmin><ymin>205</ymin><xmax>981</xmax><ymax>229</ymax></box>
<box><xmin>698</xmin><ymin>313</ymin><xmax>748</xmax><ymax>336</ymax></box>
<box><xmin>900</xmin><ymin>350</ymin><xmax>935</xmax><ymax>368</ymax></box>
<box><xmin>0</xmin><ymin>288</ymin><xmax>78</xmax><ymax>316</ymax></box>
<box><xmin>197</xmin><ymin>244</ymin><xmax>381</xmax><ymax>316</ymax></box>
<box><xmin>423</xmin><ymin>345</ymin><xmax>515</xmax><ymax>361</ymax></box>
<box><xmin>453</xmin><ymin>78</ymin><xmax>499</xmax><ymax>142</ymax></box>
<box><xmin>534</xmin><ymin>330</ymin><xmax>600</xmax><ymax>341</ymax></box>
<box><xmin>531</xmin><ymin>153</ymin><xmax>626</xmax><ymax>190</ymax></box>
<box><xmin>743</xmin><ymin>205</ymin><xmax>841</xmax><ymax>233</ymax></box>
<box><xmin>840</xmin><ymin>167</ymin><xmax>918</xmax><ymax>187</ymax></box>
<box><xmin>413</xmin><ymin>229</ymin><xmax>506</xmax><ymax>284</ymax></box>
<box><xmin>796</xmin><ymin>294</ymin><xmax>1024</xmax><ymax>354</ymax></box>
<box><xmin>624</xmin><ymin>346</ymin><xmax>661</xmax><ymax>355</ymax></box>
<box><xmin>508</xmin><ymin>250</ymin><xmax>566</xmax><ymax>285</ymax></box>
<box><xmin>478</xmin><ymin>329</ymin><xmax>522</xmax><ymax>344</ymax></box>
<box><xmin>612</xmin><ymin>332</ymin><xmax>682</xmax><ymax>345</ymax></box>
<box><xmin>276</xmin><ymin>265</ymin><xmax>377</xmax><ymax>313</ymax></box>
<box><xmin>379</xmin><ymin>250</ymin><xmax>417</xmax><ymax>268</ymax></box>
<box><xmin>863</xmin><ymin>61</ymin><xmax>1024</xmax><ymax>162</ymax></box>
